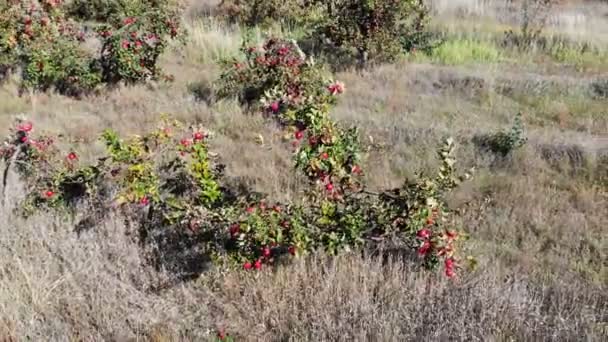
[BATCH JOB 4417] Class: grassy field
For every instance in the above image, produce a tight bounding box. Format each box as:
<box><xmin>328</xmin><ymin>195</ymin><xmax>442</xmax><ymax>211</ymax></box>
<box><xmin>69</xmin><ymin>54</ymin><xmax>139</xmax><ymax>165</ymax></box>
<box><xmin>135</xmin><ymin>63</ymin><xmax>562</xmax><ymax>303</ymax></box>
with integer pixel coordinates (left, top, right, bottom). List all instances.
<box><xmin>0</xmin><ymin>0</ymin><xmax>607</xmax><ymax>340</ymax></box>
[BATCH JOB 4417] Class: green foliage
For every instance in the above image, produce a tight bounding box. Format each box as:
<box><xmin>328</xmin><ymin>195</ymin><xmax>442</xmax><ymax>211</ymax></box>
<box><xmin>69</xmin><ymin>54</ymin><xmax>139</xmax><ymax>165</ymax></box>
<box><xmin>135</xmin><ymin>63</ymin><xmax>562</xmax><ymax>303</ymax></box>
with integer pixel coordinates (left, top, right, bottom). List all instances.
<box><xmin>213</xmin><ymin>37</ymin><xmax>470</xmax><ymax>275</ymax></box>
<box><xmin>0</xmin><ymin>0</ymin><xmax>185</xmax><ymax>95</ymax></box>
<box><xmin>96</xmin><ymin>1</ymin><xmax>185</xmax><ymax>84</ymax></box>
<box><xmin>66</xmin><ymin>0</ymin><xmax>127</xmax><ymax>22</ymax></box>
<box><xmin>216</xmin><ymin>37</ymin><xmax>328</xmax><ymax>106</ymax></box>
<box><xmin>476</xmin><ymin>113</ymin><xmax>527</xmax><ymax>156</ymax></box>
<box><xmin>3</xmin><ymin>112</ymin><xmax>471</xmax><ymax>278</ymax></box>
<box><xmin>312</xmin><ymin>0</ymin><xmax>433</xmax><ymax>65</ymax></box>
<box><xmin>215</xmin><ymin>0</ymin><xmax>436</xmax><ymax>67</ymax></box>
<box><xmin>591</xmin><ymin>79</ymin><xmax>608</xmax><ymax>99</ymax></box>
<box><xmin>216</xmin><ymin>0</ymin><xmax>316</xmax><ymax>27</ymax></box>
<box><xmin>21</xmin><ymin>34</ymin><xmax>102</xmax><ymax>96</ymax></box>
<box><xmin>0</xmin><ymin>0</ymin><xmax>102</xmax><ymax>95</ymax></box>
<box><xmin>66</xmin><ymin>0</ymin><xmax>183</xmax><ymax>24</ymax></box>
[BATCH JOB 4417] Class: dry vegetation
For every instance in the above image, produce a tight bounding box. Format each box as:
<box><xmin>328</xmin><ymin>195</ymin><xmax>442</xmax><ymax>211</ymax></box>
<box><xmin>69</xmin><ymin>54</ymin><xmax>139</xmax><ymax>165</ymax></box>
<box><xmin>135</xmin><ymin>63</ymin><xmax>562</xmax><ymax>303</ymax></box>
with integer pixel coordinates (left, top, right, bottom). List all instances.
<box><xmin>0</xmin><ymin>0</ymin><xmax>607</xmax><ymax>340</ymax></box>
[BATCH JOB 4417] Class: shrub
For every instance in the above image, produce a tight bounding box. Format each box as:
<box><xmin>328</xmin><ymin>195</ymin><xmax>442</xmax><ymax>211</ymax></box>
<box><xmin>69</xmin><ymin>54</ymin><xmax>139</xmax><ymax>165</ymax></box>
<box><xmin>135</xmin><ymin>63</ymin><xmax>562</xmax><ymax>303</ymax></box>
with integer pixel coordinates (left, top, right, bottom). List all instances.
<box><xmin>96</xmin><ymin>1</ymin><xmax>185</xmax><ymax>84</ymax></box>
<box><xmin>65</xmin><ymin>0</ymin><xmax>125</xmax><ymax>22</ymax></box>
<box><xmin>214</xmin><ymin>37</ymin><xmax>471</xmax><ymax>275</ymax></box>
<box><xmin>0</xmin><ymin>0</ymin><xmax>185</xmax><ymax>94</ymax></box>
<box><xmin>216</xmin><ymin>38</ymin><xmax>329</xmax><ymax>107</ymax></box>
<box><xmin>0</xmin><ymin>3</ymin><xmax>21</xmax><ymax>81</ymax></box>
<box><xmin>66</xmin><ymin>0</ymin><xmax>184</xmax><ymax>23</ymax></box>
<box><xmin>216</xmin><ymin>0</ymin><xmax>315</xmax><ymax>27</ymax></box>
<box><xmin>0</xmin><ymin>0</ymin><xmax>101</xmax><ymax>95</ymax></box>
<box><xmin>475</xmin><ymin>113</ymin><xmax>527</xmax><ymax>156</ymax></box>
<box><xmin>217</xmin><ymin>38</ymin><xmax>362</xmax><ymax>195</ymax></box>
<box><xmin>2</xmin><ymin>113</ymin><xmax>470</xmax><ymax>278</ymax></box>
<box><xmin>591</xmin><ymin>79</ymin><xmax>608</xmax><ymax>99</ymax></box>
<box><xmin>215</xmin><ymin>137</ymin><xmax>470</xmax><ymax>275</ymax></box>
<box><xmin>312</xmin><ymin>0</ymin><xmax>433</xmax><ymax>65</ymax></box>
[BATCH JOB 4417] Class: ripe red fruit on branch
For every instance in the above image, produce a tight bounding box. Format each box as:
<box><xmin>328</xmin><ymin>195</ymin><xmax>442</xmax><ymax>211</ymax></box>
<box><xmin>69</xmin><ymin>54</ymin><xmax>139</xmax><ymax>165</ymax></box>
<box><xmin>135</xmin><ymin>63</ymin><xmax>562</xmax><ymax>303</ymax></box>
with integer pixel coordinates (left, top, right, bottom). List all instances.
<box><xmin>417</xmin><ymin>240</ymin><xmax>431</xmax><ymax>256</ymax></box>
<box><xmin>325</xmin><ymin>183</ymin><xmax>334</xmax><ymax>192</ymax></box>
<box><xmin>45</xmin><ymin>190</ymin><xmax>54</xmax><ymax>198</ymax></box>
<box><xmin>295</xmin><ymin>131</ymin><xmax>304</xmax><ymax>140</ymax></box>
<box><xmin>262</xmin><ymin>247</ymin><xmax>271</xmax><ymax>258</ymax></box>
<box><xmin>139</xmin><ymin>196</ymin><xmax>149</xmax><ymax>205</ymax></box>
<box><xmin>327</xmin><ymin>81</ymin><xmax>345</xmax><ymax>95</ymax></box>
<box><xmin>254</xmin><ymin>259</ymin><xmax>262</xmax><ymax>270</ymax></box>
<box><xmin>67</xmin><ymin>152</ymin><xmax>78</xmax><ymax>161</ymax></box>
<box><xmin>269</xmin><ymin>101</ymin><xmax>280</xmax><ymax>114</ymax></box>
<box><xmin>17</xmin><ymin>122</ymin><xmax>33</xmax><ymax>132</ymax></box>
<box><xmin>243</xmin><ymin>262</ymin><xmax>252</xmax><ymax>270</ymax></box>
<box><xmin>123</xmin><ymin>17</ymin><xmax>136</xmax><ymax>26</ymax></box>
<box><xmin>193</xmin><ymin>132</ymin><xmax>204</xmax><ymax>141</ymax></box>
<box><xmin>445</xmin><ymin>257</ymin><xmax>455</xmax><ymax>269</ymax></box>
<box><xmin>416</xmin><ymin>228</ymin><xmax>431</xmax><ymax>240</ymax></box>
<box><xmin>229</xmin><ymin>224</ymin><xmax>240</xmax><ymax>238</ymax></box>
<box><xmin>320</xmin><ymin>152</ymin><xmax>329</xmax><ymax>160</ymax></box>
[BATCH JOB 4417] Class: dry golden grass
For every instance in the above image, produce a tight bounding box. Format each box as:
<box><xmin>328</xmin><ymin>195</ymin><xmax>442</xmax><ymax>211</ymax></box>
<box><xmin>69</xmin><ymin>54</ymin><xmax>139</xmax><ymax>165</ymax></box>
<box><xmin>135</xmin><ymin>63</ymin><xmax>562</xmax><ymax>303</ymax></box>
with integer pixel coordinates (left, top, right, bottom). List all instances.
<box><xmin>0</xmin><ymin>0</ymin><xmax>607</xmax><ymax>340</ymax></box>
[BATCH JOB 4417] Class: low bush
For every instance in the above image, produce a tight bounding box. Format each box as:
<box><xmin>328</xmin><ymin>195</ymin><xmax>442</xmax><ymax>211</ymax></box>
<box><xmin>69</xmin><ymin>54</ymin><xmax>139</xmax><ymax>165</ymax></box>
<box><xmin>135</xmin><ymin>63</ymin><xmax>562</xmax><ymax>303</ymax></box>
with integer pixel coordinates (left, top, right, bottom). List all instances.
<box><xmin>1</xmin><ymin>116</ymin><xmax>470</xmax><ymax>277</ymax></box>
<box><xmin>474</xmin><ymin>112</ymin><xmax>527</xmax><ymax>156</ymax></box>
<box><xmin>215</xmin><ymin>37</ymin><xmax>327</xmax><ymax>106</ymax></box>
<box><xmin>96</xmin><ymin>5</ymin><xmax>185</xmax><ymax>84</ymax></box>
<box><xmin>590</xmin><ymin>79</ymin><xmax>608</xmax><ymax>99</ymax></box>
<box><xmin>0</xmin><ymin>0</ymin><xmax>185</xmax><ymax>95</ymax></box>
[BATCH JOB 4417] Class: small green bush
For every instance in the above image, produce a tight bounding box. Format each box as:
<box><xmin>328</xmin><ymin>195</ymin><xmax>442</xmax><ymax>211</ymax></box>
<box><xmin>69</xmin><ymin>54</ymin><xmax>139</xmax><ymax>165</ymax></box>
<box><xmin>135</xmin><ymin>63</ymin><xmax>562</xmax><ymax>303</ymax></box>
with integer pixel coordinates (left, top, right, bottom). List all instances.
<box><xmin>475</xmin><ymin>113</ymin><xmax>527</xmax><ymax>156</ymax></box>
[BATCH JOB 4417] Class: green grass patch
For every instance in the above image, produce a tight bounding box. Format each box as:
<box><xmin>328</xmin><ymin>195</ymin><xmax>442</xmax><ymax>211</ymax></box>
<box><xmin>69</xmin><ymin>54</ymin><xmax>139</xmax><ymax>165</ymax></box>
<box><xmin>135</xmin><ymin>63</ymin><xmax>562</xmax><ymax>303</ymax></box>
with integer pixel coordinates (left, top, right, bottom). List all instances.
<box><xmin>414</xmin><ymin>38</ymin><xmax>503</xmax><ymax>65</ymax></box>
<box><xmin>548</xmin><ymin>45</ymin><xmax>608</xmax><ymax>72</ymax></box>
